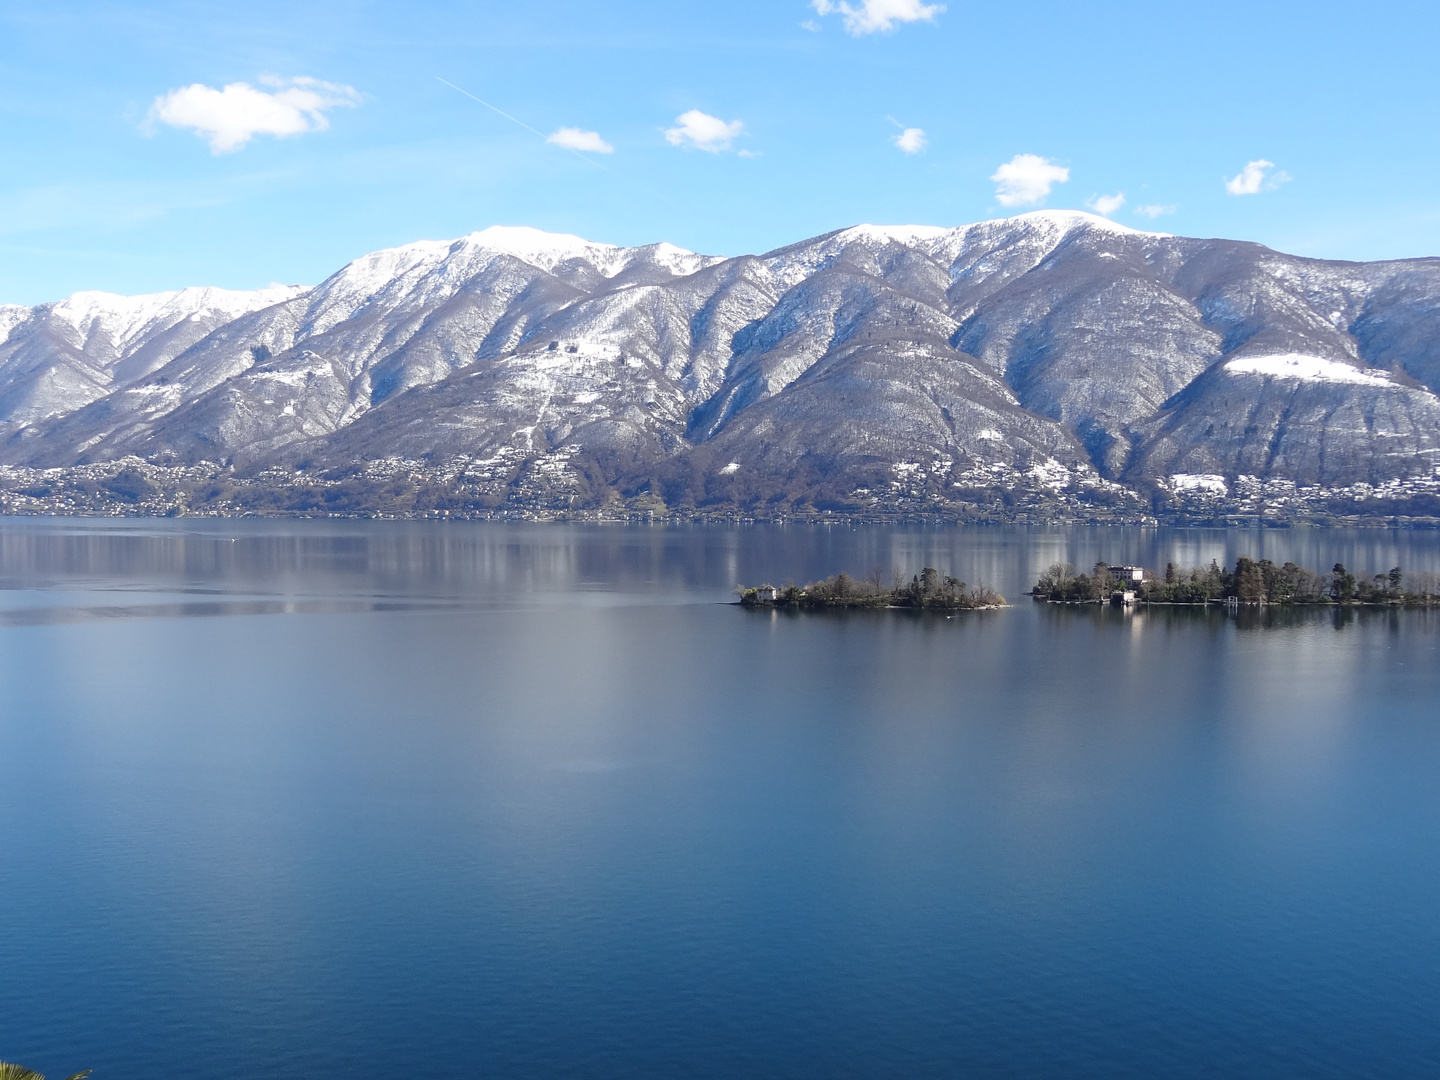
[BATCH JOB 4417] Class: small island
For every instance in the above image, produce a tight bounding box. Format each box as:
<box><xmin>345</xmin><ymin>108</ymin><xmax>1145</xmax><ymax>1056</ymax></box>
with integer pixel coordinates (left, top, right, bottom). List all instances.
<box><xmin>738</xmin><ymin>569</ymin><xmax>1005</xmax><ymax>610</ymax></box>
<box><xmin>1032</xmin><ymin>559</ymin><xmax>1440</xmax><ymax>607</ymax></box>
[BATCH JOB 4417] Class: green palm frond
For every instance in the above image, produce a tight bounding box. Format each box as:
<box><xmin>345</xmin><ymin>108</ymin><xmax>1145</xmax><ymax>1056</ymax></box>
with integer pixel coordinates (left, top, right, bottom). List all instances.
<box><xmin>0</xmin><ymin>1063</ymin><xmax>91</xmax><ymax>1080</ymax></box>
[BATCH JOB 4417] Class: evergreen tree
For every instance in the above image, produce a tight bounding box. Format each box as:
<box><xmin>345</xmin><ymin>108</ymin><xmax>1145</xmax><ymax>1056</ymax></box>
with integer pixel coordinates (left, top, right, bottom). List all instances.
<box><xmin>920</xmin><ymin>567</ymin><xmax>938</xmax><ymax>596</ymax></box>
<box><xmin>1235</xmin><ymin>556</ymin><xmax>1266</xmax><ymax>603</ymax></box>
<box><xmin>1091</xmin><ymin>562</ymin><xmax>1111</xmax><ymax>601</ymax></box>
<box><xmin>1332</xmin><ymin>563</ymin><xmax>1357</xmax><ymax>603</ymax></box>
<box><xmin>1204</xmin><ymin>559</ymin><xmax>1225</xmax><ymax>598</ymax></box>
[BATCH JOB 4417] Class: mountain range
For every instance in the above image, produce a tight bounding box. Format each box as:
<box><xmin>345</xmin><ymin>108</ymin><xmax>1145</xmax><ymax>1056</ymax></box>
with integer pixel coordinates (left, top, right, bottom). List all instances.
<box><xmin>3</xmin><ymin>212</ymin><xmax>1439</xmax><ymax>517</ymax></box>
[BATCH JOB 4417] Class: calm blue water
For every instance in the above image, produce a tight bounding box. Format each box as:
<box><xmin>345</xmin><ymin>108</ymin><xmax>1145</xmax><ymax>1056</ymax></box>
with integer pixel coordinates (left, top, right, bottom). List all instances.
<box><xmin>2</xmin><ymin>519</ymin><xmax>1439</xmax><ymax>1079</ymax></box>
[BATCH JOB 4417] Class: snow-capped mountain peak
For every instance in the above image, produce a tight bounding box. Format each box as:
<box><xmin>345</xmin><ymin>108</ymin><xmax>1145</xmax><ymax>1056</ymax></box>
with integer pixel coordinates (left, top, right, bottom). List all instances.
<box><xmin>1005</xmin><ymin>209</ymin><xmax>1163</xmax><ymax>236</ymax></box>
<box><xmin>311</xmin><ymin>229</ymin><xmax>718</xmax><ymax>325</ymax></box>
<box><xmin>834</xmin><ymin>224</ymin><xmax>954</xmax><ymax>246</ymax></box>
<box><xmin>5</xmin><ymin>218</ymin><xmax>1440</xmax><ymax>505</ymax></box>
<box><xmin>0</xmin><ymin>305</ymin><xmax>29</xmax><ymax>343</ymax></box>
<box><xmin>0</xmin><ymin>282</ymin><xmax>312</xmax><ymax>428</ymax></box>
<box><xmin>460</xmin><ymin>226</ymin><xmax>717</xmax><ymax>280</ymax></box>
<box><xmin>51</xmin><ymin>285</ymin><xmax>308</xmax><ymax>351</ymax></box>
<box><xmin>463</xmin><ymin>225</ymin><xmax>616</xmax><ymax>270</ymax></box>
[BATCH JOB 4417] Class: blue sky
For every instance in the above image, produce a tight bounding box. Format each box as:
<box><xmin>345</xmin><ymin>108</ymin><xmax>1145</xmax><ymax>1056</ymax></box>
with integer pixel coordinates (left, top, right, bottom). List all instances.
<box><xmin>3</xmin><ymin>0</ymin><xmax>1438</xmax><ymax>304</ymax></box>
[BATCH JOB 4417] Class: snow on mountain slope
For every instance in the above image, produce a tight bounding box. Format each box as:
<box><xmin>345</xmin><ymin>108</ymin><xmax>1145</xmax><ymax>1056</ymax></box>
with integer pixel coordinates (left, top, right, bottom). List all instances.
<box><xmin>1131</xmin><ymin>351</ymin><xmax>1440</xmax><ymax>486</ymax></box>
<box><xmin>2</xmin><ymin>285</ymin><xmax>307</xmax><ymax>363</ymax></box>
<box><xmin>51</xmin><ymin>286</ymin><xmax>304</xmax><ymax>351</ymax></box>
<box><xmin>462</xmin><ymin>226</ymin><xmax>720</xmax><ymax>280</ymax></box>
<box><xmin>0</xmin><ymin>306</ymin><xmax>30</xmax><ymax>343</ymax></box>
<box><xmin>12</xmin><ymin>230</ymin><xmax>724</xmax><ymax>466</ymax></box>
<box><xmin>4</xmin><ymin>216</ymin><xmax>1440</xmax><ymax>502</ymax></box>
<box><xmin>1223</xmin><ymin>353</ymin><xmax>1395</xmax><ymax>384</ymax></box>
<box><xmin>0</xmin><ymin>284</ymin><xmax>306</xmax><ymax>432</ymax></box>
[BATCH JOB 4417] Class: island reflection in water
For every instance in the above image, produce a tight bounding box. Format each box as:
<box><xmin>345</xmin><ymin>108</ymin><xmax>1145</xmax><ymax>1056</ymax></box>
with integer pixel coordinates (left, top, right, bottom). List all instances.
<box><xmin>2</xmin><ymin>518</ymin><xmax>1439</xmax><ymax>1080</ymax></box>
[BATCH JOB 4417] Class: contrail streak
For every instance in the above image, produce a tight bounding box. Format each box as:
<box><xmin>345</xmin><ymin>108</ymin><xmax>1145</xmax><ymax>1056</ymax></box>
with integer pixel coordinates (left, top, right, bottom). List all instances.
<box><xmin>434</xmin><ymin>76</ymin><xmax>693</xmax><ymax>217</ymax></box>
<box><xmin>435</xmin><ymin>77</ymin><xmax>611</xmax><ymax>173</ymax></box>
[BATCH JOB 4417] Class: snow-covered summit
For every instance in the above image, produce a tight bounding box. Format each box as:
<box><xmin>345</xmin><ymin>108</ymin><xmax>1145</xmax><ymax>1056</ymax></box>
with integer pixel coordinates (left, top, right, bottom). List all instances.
<box><xmin>759</xmin><ymin>211</ymin><xmax>1175</xmax><ymax>289</ymax></box>
<box><xmin>762</xmin><ymin>223</ymin><xmax>961</xmax><ymax>287</ymax></box>
<box><xmin>0</xmin><ymin>305</ymin><xmax>28</xmax><ymax>344</ymax></box>
<box><xmin>461</xmin><ymin>226</ymin><xmax>617</xmax><ymax>273</ymax></box>
<box><xmin>308</xmin><ymin>228</ymin><xmax>721</xmax><ymax>325</ymax></box>
<box><xmin>1000</xmin><ymin>209</ymin><xmax>1169</xmax><ymax>238</ymax></box>
<box><xmin>8</xmin><ymin>216</ymin><xmax>1440</xmax><ymax>502</ymax></box>
<box><xmin>833</xmin><ymin>224</ymin><xmax>954</xmax><ymax>246</ymax></box>
<box><xmin>45</xmin><ymin>285</ymin><xmax>308</xmax><ymax>350</ymax></box>
<box><xmin>846</xmin><ymin>212</ymin><xmax>1161</xmax><ymax>250</ymax></box>
<box><xmin>295</xmin><ymin>215</ymin><xmax>1172</xmax><ymax>320</ymax></box>
<box><xmin>458</xmin><ymin>226</ymin><xmax>719</xmax><ymax>279</ymax></box>
<box><xmin>0</xmin><ymin>285</ymin><xmax>308</xmax><ymax>359</ymax></box>
<box><xmin>0</xmin><ymin>282</ymin><xmax>313</xmax><ymax>429</ymax></box>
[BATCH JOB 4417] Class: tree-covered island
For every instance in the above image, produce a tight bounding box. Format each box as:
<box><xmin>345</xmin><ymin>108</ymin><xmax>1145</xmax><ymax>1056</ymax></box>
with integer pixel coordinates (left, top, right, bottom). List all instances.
<box><xmin>738</xmin><ymin>569</ymin><xmax>1005</xmax><ymax>610</ymax></box>
<box><xmin>1032</xmin><ymin>559</ymin><xmax>1440</xmax><ymax>606</ymax></box>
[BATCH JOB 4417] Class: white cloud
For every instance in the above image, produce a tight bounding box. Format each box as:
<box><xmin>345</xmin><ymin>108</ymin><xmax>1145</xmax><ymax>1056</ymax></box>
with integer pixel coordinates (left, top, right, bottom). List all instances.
<box><xmin>1086</xmin><ymin>192</ymin><xmax>1125</xmax><ymax>216</ymax></box>
<box><xmin>737</xmin><ymin>149</ymin><xmax>763</xmax><ymax>158</ymax></box>
<box><xmin>990</xmin><ymin>154</ymin><xmax>1070</xmax><ymax>207</ymax></box>
<box><xmin>148</xmin><ymin>76</ymin><xmax>360</xmax><ymax>154</ymax></box>
<box><xmin>811</xmin><ymin>0</ymin><xmax>945</xmax><ymax>35</ymax></box>
<box><xmin>1225</xmin><ymin>159</ymin><xmax>1291</xmax><ymax>195</ymax></box>
<box><xmin>894</xmin><ymin>127</ymin><xmax>927</xmax><ymax>154</ymax></box>
<box><xmin>1134</xmin><ymin>203</ymin><xmax>1176</xmax><ymax>219</ymax></box>
<box><xmin>546</xmin><ymin>127</ymin><xmax>613</xmax><ymax>153</ymax></box>
<box><xmin>664</xmin><ymin>110</ymin><xmax>745</xmax><ymax>153</ymax></box>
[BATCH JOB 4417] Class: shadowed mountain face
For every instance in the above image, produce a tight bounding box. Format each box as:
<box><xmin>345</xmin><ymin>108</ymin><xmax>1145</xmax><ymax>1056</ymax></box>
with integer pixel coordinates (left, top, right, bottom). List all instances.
<box><xmin>3</xmin><ymin>216</ymin><xmax>1438</xmax><ymax>500</ymax></box>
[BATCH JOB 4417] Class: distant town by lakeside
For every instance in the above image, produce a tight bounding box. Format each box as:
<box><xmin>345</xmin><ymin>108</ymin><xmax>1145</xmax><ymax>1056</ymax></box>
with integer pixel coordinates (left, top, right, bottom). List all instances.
<box><xmin>2</xmin><ymin>456</ymin><xmax>1440</xmax><ymax>527</ymax></box>
<box><xmin>1031</xmin><ymin>559</ymin><xmax>1440</xmax><ymax>607</ymax></box>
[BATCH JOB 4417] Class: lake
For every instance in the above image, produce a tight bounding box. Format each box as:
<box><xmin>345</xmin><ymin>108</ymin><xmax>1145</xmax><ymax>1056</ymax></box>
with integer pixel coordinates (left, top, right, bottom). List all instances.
<box><xmin>2</xmin><ymin>519</ymin><xmax>1439</xmax><ymax>1079</ymax></box>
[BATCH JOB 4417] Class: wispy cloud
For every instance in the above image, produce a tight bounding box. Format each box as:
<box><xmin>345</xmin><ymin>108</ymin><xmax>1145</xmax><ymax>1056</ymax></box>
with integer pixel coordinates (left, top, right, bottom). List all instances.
<box><xmin>147</xmin><ymin>75</ymin><xmax>360</xmax><ymax>154</ymax></box>
<box><xmin>1134</xmin><ymin>203</ymin><xmax>1176</xmax><ymax>219</ymax></box>
<box><xmin>811</xmin><ymin>0</ymin><xmax>945</xmax><ymax>35</ymax></box>
<box><xmin>546</xmin><ymin>127</ymin><xmax>613</xmax><ymax>153</ymax></box>
<box><xmin>1225</xmin><ymin>159</ymin><xmax>1290</xmax><ymax>195</ymax></box>
<box><xmin>894</xmin><ymin>127</ymin><xmax>927</xmax><ymax>154</ymax></box>
<box><xmin>664</xmin><ymin>110</ymin><xmax>745</xmax><ymax>153</ymax></box>
<box><xmin>1086</xmin><ymin>192</ymin><xmax>1125</xmax><ymax>216</ymax></box>
<box><xmin>991</xmin><ymin>154</ymin><xmax>1070</xmax><ymax>207</ymax></box>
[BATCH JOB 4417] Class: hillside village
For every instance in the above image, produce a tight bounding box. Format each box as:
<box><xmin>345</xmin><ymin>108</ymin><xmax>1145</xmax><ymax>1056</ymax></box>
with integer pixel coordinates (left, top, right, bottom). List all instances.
<box><xmin>1</xmin><ymin>454</ymin><xmax>1437</xmax><ymax>526</ymax></box>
